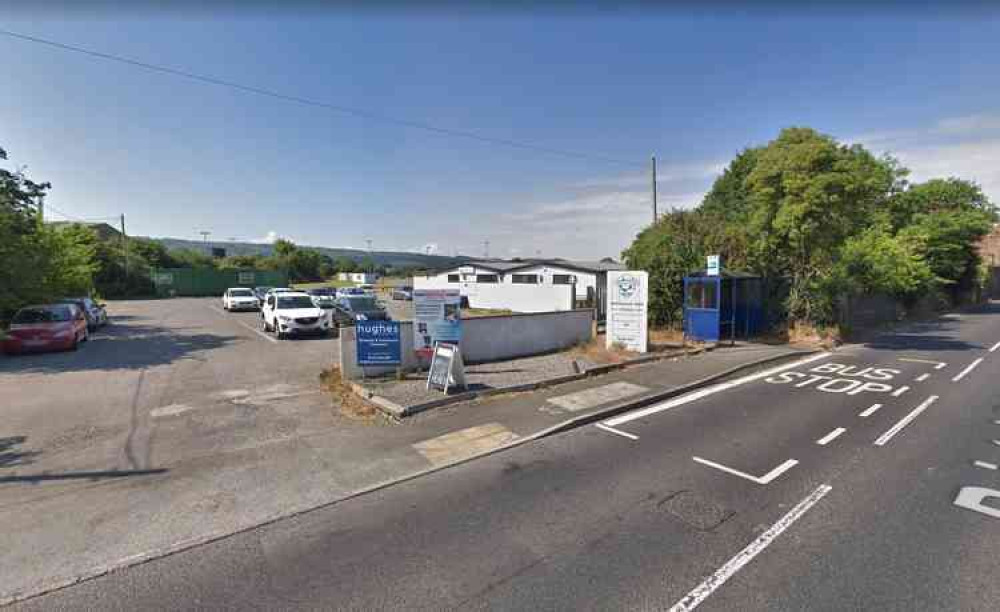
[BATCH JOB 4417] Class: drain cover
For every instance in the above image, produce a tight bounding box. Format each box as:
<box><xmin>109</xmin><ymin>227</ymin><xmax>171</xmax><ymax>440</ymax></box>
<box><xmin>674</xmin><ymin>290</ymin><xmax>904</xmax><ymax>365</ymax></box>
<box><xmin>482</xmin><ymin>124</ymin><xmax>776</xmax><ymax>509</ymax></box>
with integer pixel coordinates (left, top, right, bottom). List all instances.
<box><xmin>659</xmin><ymin>491</ymin><xmax>734</xmax><ymax>532</ymax></box>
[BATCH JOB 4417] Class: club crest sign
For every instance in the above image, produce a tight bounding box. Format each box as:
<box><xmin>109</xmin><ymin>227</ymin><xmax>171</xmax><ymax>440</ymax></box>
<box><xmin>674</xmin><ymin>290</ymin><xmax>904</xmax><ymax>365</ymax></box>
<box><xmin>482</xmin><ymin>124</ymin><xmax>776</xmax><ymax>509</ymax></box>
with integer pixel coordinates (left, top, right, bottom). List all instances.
<box><xmin>606</xmin><ymin>270</ymin><xmax>648</xmax><ymax>353</ymax></box>
<box><xmin>617</xmin><ymin>274</ymin><xmax>638</xmax><ymax>299</ymax></box>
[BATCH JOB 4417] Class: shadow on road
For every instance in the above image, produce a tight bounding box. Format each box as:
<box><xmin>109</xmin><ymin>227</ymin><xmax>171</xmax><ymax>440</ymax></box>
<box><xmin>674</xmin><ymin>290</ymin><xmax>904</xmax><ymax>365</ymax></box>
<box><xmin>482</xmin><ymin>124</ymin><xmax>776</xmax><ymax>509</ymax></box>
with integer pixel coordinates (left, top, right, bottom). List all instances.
<box><xmin>0</xmin><ymin>322</ymin><xmax>241</xmax><ymax>374</ymax></box>
<box><xmin>0</xmin><ymin>436</ymin><xmax>41</xmax><ymax>469</ymax></box>
<box><xmin>0</xmin><ymin>468</ymin><xmax>168</xmax><ymax>485</ymax></box>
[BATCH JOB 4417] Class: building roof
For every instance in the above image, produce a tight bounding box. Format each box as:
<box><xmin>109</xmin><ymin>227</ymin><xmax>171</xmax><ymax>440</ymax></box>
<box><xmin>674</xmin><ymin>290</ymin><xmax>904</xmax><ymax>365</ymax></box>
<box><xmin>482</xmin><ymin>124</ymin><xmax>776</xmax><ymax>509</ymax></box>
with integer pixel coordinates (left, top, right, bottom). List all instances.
<box><xmin>434</xmin><ymin>258</ymin><xmax>626</xmax><ymax>275</ymax></box>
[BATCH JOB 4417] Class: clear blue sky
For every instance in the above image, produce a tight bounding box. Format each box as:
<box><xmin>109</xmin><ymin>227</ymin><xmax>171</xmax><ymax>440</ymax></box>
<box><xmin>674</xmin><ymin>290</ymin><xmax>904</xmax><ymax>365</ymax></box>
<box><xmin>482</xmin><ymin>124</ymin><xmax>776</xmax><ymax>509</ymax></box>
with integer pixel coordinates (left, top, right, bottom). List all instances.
<box><xmin>2</xmin><ymin>8</ymin><xmax>998</xmax><ymax>259</ymax></box>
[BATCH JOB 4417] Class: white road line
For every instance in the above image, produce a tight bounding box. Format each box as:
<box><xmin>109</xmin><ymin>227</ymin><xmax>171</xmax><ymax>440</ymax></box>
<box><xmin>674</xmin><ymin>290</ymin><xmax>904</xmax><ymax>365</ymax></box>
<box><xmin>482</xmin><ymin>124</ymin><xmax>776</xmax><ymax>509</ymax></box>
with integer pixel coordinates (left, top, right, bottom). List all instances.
<box><xmin>874</xmin><ymin>395</ymin><xmax>939</xmax><ymax>447</ymax></box>
<box><xmin>899</xmin><ymin>358</ymin><xmax>947</xmax><ymax>369</ymax></box>
<box><xmin>207</xmin><ymin>306</ymin><xmax>277</xmax><ymax>343</ymax></box>
<box><xmin>891</xmin><ymin>386</ymin><xmax>909</xmax><ymax>397</ymax></box>
<box><xmin>973</xmin><ymin>460</ymin><xmax>998</xmax><ymax>471</ymax></box>
<box><xmin>859</xmin><ymin>403</ymin><xmax>882</xmax><ymax>418</ymax></box>
<box><xmin>990</xmin><ymin>341</ymin><xmax>1000</xmax><ymax>353</ymax></box>
<box><xmin>595</xmin><ymin>423</ymin><xmax>639</xmax><ymax>441</ymax></box>
<box><xmin>816</xmin><ymin>427</ymin><xmax>846</xmax><ymax>446</ymax></box>
<box><xmin>691</xmin><ymin>457</ymin><xmax>799</xmax><ymax>485</ymax></box>
<box><xmin>668</xmin><ymin>484</ymin><xmax>832</xmax><ymax>612</ymax></box>
<box><xmin>604</xmin><ymin>352</ymin><xmax>831</xmax><ymax>427</ymax></box>
<box><xmin>915</xmin><ymin>373</ymin><xmax>930</xmax><ymax>382</ymax></box>
<box><xmin>952</xmin><ymin>358</ymin><xmax>984</xmax><ymax>382</ymax></box>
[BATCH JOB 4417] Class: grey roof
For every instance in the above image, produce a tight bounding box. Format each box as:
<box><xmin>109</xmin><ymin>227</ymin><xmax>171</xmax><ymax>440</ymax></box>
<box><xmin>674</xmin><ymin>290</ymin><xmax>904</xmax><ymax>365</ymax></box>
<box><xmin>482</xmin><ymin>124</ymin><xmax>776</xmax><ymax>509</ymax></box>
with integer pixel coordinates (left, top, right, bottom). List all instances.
<box><xmin>435</xmin><ymin>258</ymin><xmax>626</xmax><ymax>275</ymax></box>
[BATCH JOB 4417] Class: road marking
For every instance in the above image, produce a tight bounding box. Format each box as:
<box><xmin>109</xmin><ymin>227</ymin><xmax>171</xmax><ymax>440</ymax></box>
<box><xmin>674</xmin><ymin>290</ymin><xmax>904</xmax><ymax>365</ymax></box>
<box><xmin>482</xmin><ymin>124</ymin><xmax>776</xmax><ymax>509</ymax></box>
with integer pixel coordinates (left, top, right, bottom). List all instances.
<box><xmin>990</xmin><ymin>341</ymin><xmax>1000</xmax><ymax>353</ymax></box>
<box><xmin>954</xmin><ymin>486</ymin><xmax>1000</xmax><ymax>519</ymax></box>
<box><xmin>973</xmin><ymin>460</ymin><xmax>998</xmax><ymax>471</ymax></box>
<box><xmin>595</xmin><ymin>423</ymin><xmax>639</xmax><ymax>440</ymax></box>
<box><xmin>873</xmin><ymin>395</ymin><xmax>939</xmax><ymax>446</ymax></box>
<box><xmin>604</xmin><ymin>352</ymin><xmax>831</xmax><ymax>427</ymax></box>
<box><xmin>668</xmin><ymin>484</ymin><xmax>832</xmax><ymax>612</ymax></box>
<box><xmin>816</xmin><ymin>427</ymin><xmax>846</xmax><ymax>446</ymax></box>
<box><xmin>891</xmin><ymin>386</ymin><xmax>909</xmax><ymax>397</ymax></box>
<box><xmin>899</xmin><ymin>358</ymin><xmax>947</xmax><ymax>370</ymax></box>
<box><xmin>859</xmin><ymin>403</ymin><xmax>882</xmax><ymax>418</ymax></box>
<box><xmin>952</xmin><ymin>358</ymin><xmax>984</xmax><ymax>382</ymax></box>
<box><xmin>691</xmin><ymin>457</ymin><xmax>799</xmax><ymax>485</ymax></box>
<box><xmin>208</xmin><ymin>305</ymin><xmax>277</xmax><ymax>343</ymax></box>
<box><xmin>915</xmin><ymin>373</ymin><xmax>930</xmax><ymax>382</ymax></box>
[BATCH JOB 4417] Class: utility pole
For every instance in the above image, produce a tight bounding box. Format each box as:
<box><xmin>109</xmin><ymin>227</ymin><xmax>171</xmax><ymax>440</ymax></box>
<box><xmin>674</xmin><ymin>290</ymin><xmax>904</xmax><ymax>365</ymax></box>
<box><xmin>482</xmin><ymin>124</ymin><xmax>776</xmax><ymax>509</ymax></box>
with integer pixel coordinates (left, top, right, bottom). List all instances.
<box><xmin>121</xmin><ymin>214</ymin><xmax>129</xmax><ymax>282</ymax></box>
<box><xmin>200</xmin><ymin>230</ymin><xmax>210</xmax><ymax>242</ymax></box>
<box><xmin>651</xmin><ymin>154</ymin><xmax>658</xmax><ymax>224</ymax></box>
<box><xmin>366</xmin><ymin>238</ymin><xmax>373</xmax><ymax>274</ymax></box>
<box><xmin>483</xmin><ymin>240</ymin><xmax>490</xmax><ymax>259</ymax></box>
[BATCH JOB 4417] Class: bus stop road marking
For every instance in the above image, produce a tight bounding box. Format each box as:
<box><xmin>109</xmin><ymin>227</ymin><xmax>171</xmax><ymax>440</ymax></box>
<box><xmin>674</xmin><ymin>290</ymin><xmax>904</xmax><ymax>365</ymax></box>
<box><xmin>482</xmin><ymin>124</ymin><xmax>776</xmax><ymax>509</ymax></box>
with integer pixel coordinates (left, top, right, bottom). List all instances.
<box><xmin>692</xmin><ymin>456</ymin><xmax>799</xmax><ymax>485</ymax></box>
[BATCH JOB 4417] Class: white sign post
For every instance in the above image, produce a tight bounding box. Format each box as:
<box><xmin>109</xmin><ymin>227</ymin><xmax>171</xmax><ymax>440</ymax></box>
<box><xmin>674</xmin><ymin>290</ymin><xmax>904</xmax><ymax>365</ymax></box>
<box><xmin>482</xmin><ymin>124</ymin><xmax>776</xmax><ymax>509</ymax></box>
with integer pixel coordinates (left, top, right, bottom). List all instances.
<box><xmin>606</xmin><ymin>270</ymin><xmax>649</xmax><ymax>353</ymax></box>
<box><xmin>707</xmin><ymin>255</ymin><xmax>720</xmax><ymax>276</ymax></box>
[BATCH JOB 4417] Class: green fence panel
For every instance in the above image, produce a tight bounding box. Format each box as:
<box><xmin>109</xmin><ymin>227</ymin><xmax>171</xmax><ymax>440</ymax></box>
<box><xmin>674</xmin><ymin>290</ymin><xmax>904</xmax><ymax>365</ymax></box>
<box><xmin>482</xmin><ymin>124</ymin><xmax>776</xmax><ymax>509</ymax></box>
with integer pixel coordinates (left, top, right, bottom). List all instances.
<box><xmin>151</xmin><ymin>268</ymin><xmax>288</xmax><ymax>297</ymax></box>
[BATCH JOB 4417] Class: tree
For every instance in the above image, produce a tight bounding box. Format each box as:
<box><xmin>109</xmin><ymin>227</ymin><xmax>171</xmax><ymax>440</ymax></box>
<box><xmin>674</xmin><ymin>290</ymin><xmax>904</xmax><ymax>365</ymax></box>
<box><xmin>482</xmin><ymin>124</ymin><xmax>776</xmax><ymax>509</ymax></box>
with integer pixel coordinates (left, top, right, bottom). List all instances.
<box><xmin>333</xmin><ymin>257</ymin><xmax>357</xmax><ymax>274</ymax></box>
<box><xmin>1</xmin><ymin>144</ymin><xmax>98</xmax><ymax>319</ymax></box>
<box><xmin>622</xmin><ymin>209</ymin><xmax>709</xmax><ymax>326</ymax></box>
<box><xmin>743</xmin><ymin>127</ymin><xmax>905</xmax><ymax>322</ymax></box>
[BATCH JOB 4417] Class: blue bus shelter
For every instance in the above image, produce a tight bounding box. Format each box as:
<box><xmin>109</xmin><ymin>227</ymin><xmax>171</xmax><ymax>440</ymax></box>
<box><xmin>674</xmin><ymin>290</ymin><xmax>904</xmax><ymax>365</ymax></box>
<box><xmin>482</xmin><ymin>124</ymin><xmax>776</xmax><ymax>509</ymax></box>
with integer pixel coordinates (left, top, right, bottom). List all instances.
<box><xmin>683</xmin><ymin>270</ymin><xmax>764</xmax><ymax>343</ymax></box>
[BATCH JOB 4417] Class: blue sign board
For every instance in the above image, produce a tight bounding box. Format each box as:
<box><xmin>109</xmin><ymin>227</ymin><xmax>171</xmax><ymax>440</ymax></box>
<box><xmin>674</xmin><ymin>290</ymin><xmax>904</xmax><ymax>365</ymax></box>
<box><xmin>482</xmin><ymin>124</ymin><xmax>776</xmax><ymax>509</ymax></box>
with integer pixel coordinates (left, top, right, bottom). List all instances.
<box><xmin>356</xmin><ymin>320</ymin><xmax>402</xmax><ymax>366</ymax></box>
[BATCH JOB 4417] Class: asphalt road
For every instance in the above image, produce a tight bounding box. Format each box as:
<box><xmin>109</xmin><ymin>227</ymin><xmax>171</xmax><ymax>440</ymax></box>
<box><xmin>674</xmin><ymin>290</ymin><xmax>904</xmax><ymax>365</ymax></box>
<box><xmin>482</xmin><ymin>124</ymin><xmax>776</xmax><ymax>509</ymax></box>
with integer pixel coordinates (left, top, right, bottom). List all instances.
<box><xmin>12</xmin><ymin>305</ymin><xmax>1000</xmax><ymax>611</ymax></box>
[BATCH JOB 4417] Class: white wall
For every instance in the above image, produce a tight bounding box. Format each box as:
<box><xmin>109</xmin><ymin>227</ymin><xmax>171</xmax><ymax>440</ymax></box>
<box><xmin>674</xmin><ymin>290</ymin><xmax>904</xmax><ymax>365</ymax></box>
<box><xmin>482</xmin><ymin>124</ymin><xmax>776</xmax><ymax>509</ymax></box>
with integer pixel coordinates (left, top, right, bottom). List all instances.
<box><xmin>339</xmin><ymin>309</ymin><xmax>594</xmax><ymax>380</ymax></box>
<box><xmin>509</xmin><ymin>264</ymin><xmax>597</xmax><ymax>299</ymax></box>
<box><xmin>338</xmin><ymin>272</ymin><xmax>377</xmax><ymax>284</ymax></box>
<box><xmin>467</xmin><ymin>283</ymin><xmax>574</xmax><ymax>313</ymax></box>
<box><xmin>413</xmin><ymin>277</ymin><xmax>574</xmax><ymax>313</ymax></box>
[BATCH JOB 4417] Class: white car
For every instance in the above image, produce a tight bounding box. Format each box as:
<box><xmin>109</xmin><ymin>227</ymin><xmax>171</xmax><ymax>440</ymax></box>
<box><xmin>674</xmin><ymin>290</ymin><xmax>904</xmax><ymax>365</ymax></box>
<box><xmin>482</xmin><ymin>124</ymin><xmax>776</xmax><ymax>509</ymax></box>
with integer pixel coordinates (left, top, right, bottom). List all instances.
<box><xmin>261</xmin><ymin>291</ymin><xmax>332</xmax><ymax>339</ymax></box>
<box><xmin>223</xmin><ymin>287</ymin><xmax>260</xmax><ymax>311</ymax></box>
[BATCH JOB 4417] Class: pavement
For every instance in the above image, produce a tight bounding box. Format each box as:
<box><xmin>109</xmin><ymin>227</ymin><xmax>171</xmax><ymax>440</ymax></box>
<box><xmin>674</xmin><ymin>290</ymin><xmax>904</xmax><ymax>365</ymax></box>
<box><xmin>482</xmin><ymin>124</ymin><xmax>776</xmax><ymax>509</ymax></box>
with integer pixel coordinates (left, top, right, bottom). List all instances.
<box><xmin>0</xmin><ymin>297</ymin><xmax>805</xmax><ymax>605</ymax></box>
<box><xmin>9</xmin><ymin>302</ymin><xmax>1000</xmax><ymax>610</ymax></box>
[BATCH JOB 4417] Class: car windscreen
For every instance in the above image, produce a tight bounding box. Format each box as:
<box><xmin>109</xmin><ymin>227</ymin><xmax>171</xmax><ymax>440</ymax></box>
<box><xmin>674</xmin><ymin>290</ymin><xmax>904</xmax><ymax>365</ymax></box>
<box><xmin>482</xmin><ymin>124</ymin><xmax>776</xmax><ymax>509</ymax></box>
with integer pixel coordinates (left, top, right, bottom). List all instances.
<box><xmin>13</xmin><ymin>306</ymin><xmax>74</xmax><ymax>323</ymax></box>
<box><xmin>344</xmin><ymin>297</ymin><xmax>378</xmax><ymax>310</ymax></box>
<box><xmin>230</xmin><ymin>290</ymin><xmax>254</xmax><ymax>297</ymax></box>
<box><xmin>277</xmin><ymin>296</ymin><xmax>316</xmax><ymax>309</ymax></box>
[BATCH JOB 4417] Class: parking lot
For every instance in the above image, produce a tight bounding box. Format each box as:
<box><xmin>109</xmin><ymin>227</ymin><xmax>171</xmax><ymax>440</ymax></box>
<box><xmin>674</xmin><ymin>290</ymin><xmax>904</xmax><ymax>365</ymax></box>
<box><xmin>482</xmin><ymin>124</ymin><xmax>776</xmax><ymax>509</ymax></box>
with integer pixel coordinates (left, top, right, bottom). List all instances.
<box><xmin>1</xmin><ymin>297</ymin><xmax>342</xmax><ymax>483</ymax></box>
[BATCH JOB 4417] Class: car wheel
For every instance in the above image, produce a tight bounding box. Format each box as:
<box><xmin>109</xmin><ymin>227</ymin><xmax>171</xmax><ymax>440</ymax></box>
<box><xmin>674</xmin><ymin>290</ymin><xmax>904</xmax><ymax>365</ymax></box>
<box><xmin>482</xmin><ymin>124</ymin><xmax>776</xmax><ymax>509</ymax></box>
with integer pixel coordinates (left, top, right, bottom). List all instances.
<box><xmin>276</xmin><ymin>327</ymin><xmax>285</xmax><ymax>340</ymax></box>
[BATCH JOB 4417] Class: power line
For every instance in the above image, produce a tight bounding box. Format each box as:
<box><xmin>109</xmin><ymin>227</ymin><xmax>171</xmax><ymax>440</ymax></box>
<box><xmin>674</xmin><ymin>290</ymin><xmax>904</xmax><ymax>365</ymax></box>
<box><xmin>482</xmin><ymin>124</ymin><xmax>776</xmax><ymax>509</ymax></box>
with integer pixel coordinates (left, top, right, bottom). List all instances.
<box><xmin>0</xmin><ymin>28</ymin><xmax>641</xmax><ymax>169</ymax></box>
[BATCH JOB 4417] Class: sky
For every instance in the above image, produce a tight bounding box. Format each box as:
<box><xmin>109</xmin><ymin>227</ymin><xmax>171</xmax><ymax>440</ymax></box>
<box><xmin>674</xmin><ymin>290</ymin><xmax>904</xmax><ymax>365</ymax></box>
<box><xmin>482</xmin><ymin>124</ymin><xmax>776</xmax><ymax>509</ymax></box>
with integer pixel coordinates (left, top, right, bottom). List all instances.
<box><xmin>2</xmin><ymin>5</ymin><xmax>999</xmax><ymax>260</ymax></box>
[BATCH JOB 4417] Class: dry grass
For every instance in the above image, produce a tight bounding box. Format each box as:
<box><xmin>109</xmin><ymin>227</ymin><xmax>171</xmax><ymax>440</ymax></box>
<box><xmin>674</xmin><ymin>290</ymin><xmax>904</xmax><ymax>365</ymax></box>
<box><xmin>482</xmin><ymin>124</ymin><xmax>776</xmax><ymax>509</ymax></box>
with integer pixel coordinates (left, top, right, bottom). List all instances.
<box><xmin>319</xmin><ymin>366</ymin><xmax>379</xmax><ymax>421</ymax></box>
<box><xmin>568</xmin><ymin>335</ymin><xmax>639</xmax><ymax>365</ymax></box>
<box><xmin>786</xmin><ymin>322</ymin><xmax>842</xmax><ymax>349</ymax></box>
<box><xmin>649</xmin><ymin>327</ymin><xmax>685</xmax><ymax>350</ymax></box>
<box><xmin>462</xmin><ymin>307</ymin><xmax>514</xmax><ymax>318</ymax></box>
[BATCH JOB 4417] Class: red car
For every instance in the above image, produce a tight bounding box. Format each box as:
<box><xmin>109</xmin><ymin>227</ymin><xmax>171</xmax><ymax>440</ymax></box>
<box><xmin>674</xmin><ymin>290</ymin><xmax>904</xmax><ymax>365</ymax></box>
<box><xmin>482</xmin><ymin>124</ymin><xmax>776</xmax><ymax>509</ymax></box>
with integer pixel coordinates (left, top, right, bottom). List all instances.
<box><xmin>2</xmin><ymin>303</ymin><xmax>89</xmax><ymax>354</ymax></box>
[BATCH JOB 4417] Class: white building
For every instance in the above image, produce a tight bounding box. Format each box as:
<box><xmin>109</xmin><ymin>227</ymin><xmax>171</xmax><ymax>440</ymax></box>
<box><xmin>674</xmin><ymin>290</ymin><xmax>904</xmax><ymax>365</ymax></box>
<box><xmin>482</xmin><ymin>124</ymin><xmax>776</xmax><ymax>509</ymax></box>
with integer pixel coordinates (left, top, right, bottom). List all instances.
<box><xmin>414</xmin><ymin>259</ymin><xmax>625</xmax><ymax>316</ymax></box>
<box><xmin>338</xmin><ymin>272</ymin><xmax>379</xmax><ymax>284</ymax></box>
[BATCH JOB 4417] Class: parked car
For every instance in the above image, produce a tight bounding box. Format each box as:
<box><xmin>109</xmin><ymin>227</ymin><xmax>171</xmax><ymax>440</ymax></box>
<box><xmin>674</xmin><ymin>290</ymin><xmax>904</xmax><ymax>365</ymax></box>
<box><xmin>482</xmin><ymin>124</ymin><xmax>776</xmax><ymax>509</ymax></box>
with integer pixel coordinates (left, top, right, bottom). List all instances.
<box><xmin>222</xmin><ymin>287</ymin><xmax>260</xmax><ymax>311</ymax></box>
<box><xmin>253</xmin><ymin>286</ymin><xmax>273</xmax><ymax>302</ymax></box>
<box><xmin>261</xmin><ymin>291</ymin><xmax>332</xmax><ymax>339</ymax></box>
<box><xmin>335</xmin><ymin>287</ymin><xmax>365</xmax><ymax>299</ymax></box>
<box><xmin>58</xmin><ymin>296</ymin><xmax>108</xmax><ymax>330</ymax></box>
<box><xmin>2</xmin><ymin>303</ymin><xmax>89</xmax><ymax>354</ymax></box>
<box><xmin>332</xmin><ymin>295</ymin><xmax>390</xmax><ymax>327</ymax></box>
<box><xmin>391</xmin><ymin>286</ymin><xmax>413</xmax><ymax>301</ymax></box>
<box><xmin>308</xmin><ymin>288</ymin><xmax>337</xmax><ymax>309</ymax></box>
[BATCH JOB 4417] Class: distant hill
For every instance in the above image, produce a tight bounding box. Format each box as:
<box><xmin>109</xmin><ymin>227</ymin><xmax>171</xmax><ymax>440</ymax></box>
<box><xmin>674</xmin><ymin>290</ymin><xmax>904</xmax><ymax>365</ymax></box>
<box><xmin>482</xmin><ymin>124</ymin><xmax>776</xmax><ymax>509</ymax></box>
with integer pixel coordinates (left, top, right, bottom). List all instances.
<box><xmin>145</xmin><ymin>236</ymin><xmax>468</xmax><ymax>270</ymax></box>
